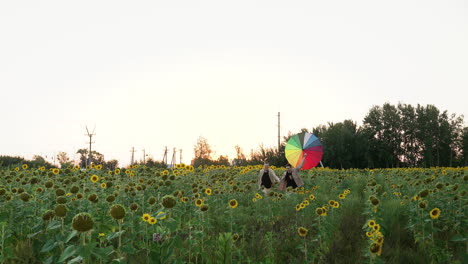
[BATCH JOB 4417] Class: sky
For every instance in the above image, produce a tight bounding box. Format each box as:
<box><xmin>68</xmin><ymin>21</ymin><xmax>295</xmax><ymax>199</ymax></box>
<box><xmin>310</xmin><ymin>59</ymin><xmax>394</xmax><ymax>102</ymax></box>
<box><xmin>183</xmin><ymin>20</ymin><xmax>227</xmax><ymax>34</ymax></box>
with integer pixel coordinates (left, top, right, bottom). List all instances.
<box><xmin>1</xmin><ymin>0</ymin><xmax>467</xmax><ymax>167</ymax></box>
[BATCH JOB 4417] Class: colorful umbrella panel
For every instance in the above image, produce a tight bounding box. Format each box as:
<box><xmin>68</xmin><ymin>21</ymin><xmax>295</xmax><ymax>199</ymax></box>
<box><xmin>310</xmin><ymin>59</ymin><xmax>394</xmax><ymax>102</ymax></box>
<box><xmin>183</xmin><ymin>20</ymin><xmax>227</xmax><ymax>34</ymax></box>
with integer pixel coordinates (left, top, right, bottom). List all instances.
<box><xmin>285</xmin><ymin>132</ymin><xmax>323</xmax><ymax>170</ymax></box>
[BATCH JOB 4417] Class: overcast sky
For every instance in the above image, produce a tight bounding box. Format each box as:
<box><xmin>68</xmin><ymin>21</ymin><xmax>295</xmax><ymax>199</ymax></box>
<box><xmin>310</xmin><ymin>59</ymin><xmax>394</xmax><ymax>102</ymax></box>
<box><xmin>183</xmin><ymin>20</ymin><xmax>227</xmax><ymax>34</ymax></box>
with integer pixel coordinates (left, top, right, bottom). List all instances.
<box><xmin>1</xmin><ymin>0</ymin><xmax>467</xmax><ymax>167</ymax></box>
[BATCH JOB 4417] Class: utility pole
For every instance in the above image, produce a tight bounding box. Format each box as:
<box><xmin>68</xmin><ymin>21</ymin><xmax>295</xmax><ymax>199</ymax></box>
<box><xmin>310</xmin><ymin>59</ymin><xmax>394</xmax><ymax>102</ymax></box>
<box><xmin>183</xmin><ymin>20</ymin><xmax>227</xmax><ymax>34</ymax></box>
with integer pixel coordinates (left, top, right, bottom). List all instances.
<box><xmin>130</xmin><ymin>147</ymin><xmax>135</xmax><ymax>165</ymax></box>
<box><xmin>170</xmin><ymin>148</ymin><xmax>176</xmax><ymax>168</ymax></box>
<box><xmin>277</xmin><ymin>112</ymin><xmax>281</xmax><ymax>153</ymax></box>
<box><xmin>85</xmin><ymin>126</ymin><xmax>95</xmax><ymax>167</ymax></box>
<box><xmin>142</xmin><ymin>149</ymin><xmax>146</xmax><ymax>164</ymax></box>
<box><xmin>179</xmin><ymin>149</ymin><xmax>182</xmax><ymax>164</ymax></box>
<box><xmin>162</xmin><ymin>146</ymin><xmax>168</xmax><ymax>166</ymax></box>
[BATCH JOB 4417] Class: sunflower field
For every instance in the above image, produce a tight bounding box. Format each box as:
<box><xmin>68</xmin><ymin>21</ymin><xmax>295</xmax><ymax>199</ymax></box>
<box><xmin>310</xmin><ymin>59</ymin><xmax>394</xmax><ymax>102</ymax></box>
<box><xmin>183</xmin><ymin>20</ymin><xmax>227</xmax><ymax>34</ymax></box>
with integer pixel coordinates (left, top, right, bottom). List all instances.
<box><xmin>0</xmin><ymin>164</ymin><xmax>466</xmax><ymax>263</ymax></box>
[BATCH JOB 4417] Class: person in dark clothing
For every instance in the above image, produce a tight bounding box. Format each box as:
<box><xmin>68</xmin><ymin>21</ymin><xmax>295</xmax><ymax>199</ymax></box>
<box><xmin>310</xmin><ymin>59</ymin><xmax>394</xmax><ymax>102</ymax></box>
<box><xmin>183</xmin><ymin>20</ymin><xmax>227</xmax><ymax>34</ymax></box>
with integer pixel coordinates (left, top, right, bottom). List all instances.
<box><xmin>257</xmin><ymin>162</ymin><xmax>280</xmax><ymax>194</ymax></box>
<box><xmin>279</xmin><ymin>153</ymin><xmax>307</xmax><ymax>190</ymax></box>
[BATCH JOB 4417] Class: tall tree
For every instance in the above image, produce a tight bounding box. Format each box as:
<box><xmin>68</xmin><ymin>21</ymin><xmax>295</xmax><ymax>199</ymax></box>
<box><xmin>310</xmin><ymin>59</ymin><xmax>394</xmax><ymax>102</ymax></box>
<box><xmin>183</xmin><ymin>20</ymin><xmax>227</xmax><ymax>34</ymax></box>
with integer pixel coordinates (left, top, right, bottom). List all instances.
<box><xmin>192</xmin><ymin>136</ymin><xmax>213</xmax><ymax>167</ymax></box>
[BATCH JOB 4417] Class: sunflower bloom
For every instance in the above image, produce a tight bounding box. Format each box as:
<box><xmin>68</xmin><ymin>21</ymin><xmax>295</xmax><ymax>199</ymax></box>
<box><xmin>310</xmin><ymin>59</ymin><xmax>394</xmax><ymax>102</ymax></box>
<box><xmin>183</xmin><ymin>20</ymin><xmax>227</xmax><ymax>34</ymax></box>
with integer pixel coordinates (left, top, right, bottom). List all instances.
<box><xmin>195</xmin><ymin>199</ymin><xmax>203</xmax><ymax>207</ymax></box>
<box><xmin>205</xmin><ymin>188</ymin><xmax>212</xmax><ymax>195</ymax></box>
<box><xmin>100</xmin><ymin>183</ymin><xmax>107</xmax><ymax>188</ymax></box>
<box><xmin>156</xmin><ymin>212</ymin><xmax>166</xmax><ymax>220</ymax></box>
<box><xmin>298</xmin><ymin>227</ymin><xmax>308</xmax><ymax>237</ymax></box>
<box><xmin>309</xmin><ymin>194</ymin><xmax>315</xmax><ymax>200</ymax></box>
<box><xmin>149</xmin><ymin>217</ymin><xmax>157</xmax><ymax>225</ymax></box>
<box><xmin>429</xmin><ymin>208</ymin><xmax>441</xmax><ymax>219</ymax></box>
<box><xmin>142</xmin><ymin>213</ymin><xmax>151</xmax><ymax>222</ymax></box>
<box><xmin>229</xmin><ymin>199</ymin><xmax>238</xmax><ymax>209</ymax></box>
<box><xmin>90</xmin><ymin>175</ymin><xmax>99</xmax><ymax>183</ymax></box>
<box><xmin>368</xmin><ymin>220</ymin><xmax>376</xmax><ymax>227</ymax></box>
<box><xmin>52</xmin><ymin>168</ymin><xmax>60</xmax><ymax>175</ymax></box>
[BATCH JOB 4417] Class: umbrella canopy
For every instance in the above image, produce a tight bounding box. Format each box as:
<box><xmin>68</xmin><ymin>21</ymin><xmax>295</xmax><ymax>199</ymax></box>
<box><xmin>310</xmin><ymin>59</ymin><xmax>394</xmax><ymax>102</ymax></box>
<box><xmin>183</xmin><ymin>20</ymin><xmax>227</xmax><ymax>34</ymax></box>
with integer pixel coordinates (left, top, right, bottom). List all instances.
<box><xmin>285</xmin><ymin>132</ymin><xmax>323</xmax><ymax>170</ymax></box>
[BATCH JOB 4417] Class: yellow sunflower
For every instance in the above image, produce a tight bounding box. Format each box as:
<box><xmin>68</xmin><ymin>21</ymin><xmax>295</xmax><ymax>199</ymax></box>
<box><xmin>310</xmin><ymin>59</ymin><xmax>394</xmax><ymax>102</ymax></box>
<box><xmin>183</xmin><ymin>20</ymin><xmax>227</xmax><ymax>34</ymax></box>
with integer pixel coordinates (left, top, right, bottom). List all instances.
<box><xmin>229</xmin><ymin>199</ymin><xmax>238</xmax><ymax>209</ymax></box>
<box><xmin>90</xmin><ymin>175</ymin><xmax>99</xmax><ymax>183</ymax></box>
<box><xmin>297</xmin><ymin>227</ymin><xmax>308</xmax><ymax>237</ymax></box>
<box><xmin>429</xmin><ymin>208</ymin><xmax>441</xmax><ymax>219</ymax></box>
<box><xmin>142</xmin><ymin>213</ymin><xmax>151</xmax><ymax>222</ymax></box>
<box><xmin>195</xmin><ymin>199</ymin><xmax>203</xmax><ymax>207</ymax></box>
<box><xmin>205</xmin><ymin>188</ymin><xmax>212</xmax><ymax>195</ymax></box>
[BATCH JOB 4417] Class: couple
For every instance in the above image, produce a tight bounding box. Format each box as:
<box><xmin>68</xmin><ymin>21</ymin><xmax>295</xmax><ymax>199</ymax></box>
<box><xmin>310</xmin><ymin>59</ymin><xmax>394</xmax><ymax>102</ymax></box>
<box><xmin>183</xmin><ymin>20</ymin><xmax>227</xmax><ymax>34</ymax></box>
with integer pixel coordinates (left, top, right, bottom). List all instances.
<box><xmin>257</xmin><ymin>153</ymin><xmax>307</xmax><ymax>193</ymax></box>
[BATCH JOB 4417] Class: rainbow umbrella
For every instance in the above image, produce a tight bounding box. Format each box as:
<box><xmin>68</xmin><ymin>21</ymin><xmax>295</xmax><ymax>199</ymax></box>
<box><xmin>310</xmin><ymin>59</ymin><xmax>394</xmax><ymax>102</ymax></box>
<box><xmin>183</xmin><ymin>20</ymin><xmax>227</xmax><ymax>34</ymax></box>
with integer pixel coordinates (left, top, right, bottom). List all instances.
<box><xmin>285</xmin><ymin>132</ymin><xmax>323</xmax><ymax>170</ymax></box>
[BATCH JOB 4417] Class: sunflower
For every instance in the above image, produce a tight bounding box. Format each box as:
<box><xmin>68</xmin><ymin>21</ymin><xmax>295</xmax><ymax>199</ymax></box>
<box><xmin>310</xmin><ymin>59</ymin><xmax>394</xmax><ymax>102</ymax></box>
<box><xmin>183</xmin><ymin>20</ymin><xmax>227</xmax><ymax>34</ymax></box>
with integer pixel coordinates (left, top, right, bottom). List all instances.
<box><xmin>100</xmin><ymin>183</ymin><xmax>107</xmax><ymax>189</ymax></box>
<box><xmin>328</xmin><ymin>200</ymin><xmax>336</xmax><ymax>207</ymax></box>
<box><xmin>22</xmin><ymin>164</ymin><xmax>28</xmax><ymax>170</ymax></box>
<box><xmin>331</xmin><ymin>201</ymin><xmax>340</xmax><ymax>208</ymax></box>
<box><xmin>229</xmin><ymin>199</ymin><xmax>238</xmax><ymax>209</ymax></box>
<box><xmin>255</xmin><ymin>193</ymin><xmax>262</xmax><ymax>199</ymax></box>
<box><xmin>90</xmin><ymin>175</ymin><xmax>99</xmax><ymax>183</ymax></box>
<box><xmin>429</xmin><ymin>208</ymin><xmax>441</xmax><ymax>219</ymax></box>
<box><xmin>252</xmin><ymin>198</ymin><xmax>257</xmax><ymax>202</ymax></box>
<box><xmin>309</xmin><ymin>194</ymin><xmax>316</xmax><ymax>200</ymax></box>
<box><xmin>205</xmin><ymin>188</ymin><xmax>212</xmax><ymax>195</ymax></box>
<box><xmin>368</xmin><ymin>220</ymin><xmax>376</xmax><ymax>227</ymax></box>
<box><xmin>149</xmin><ymin>217</ymin><xmax>157</xmax><ymax>225</ymax></box>
<box><xmin>52</xmin><ymin>168</ymin><xmax>60</xmax><ymax>175</ymax></box>
<box><xmin>369</xmin><ymin>243</ymin><xmax>382</xmax><ymax>256</ymax></box>
<box><xmin>296</xmin><ymin>204</ymin><xmax>301</xmax><ymax>211</ymax></box>
<box><xmin>338</xmin><ymin>194</ymin><xmax>345</xmax><ymax>199</ymax></box>
<box><xmin>99</xmin><ymin>233</ymin><xmax>105</xmax><ymax>237</ymax></box>
<box><xmin>315</xmin><ymin>208</ymin><xmax>323</xmax><ymax>216</ymax></box>
<box><xmin>142</xmin><ymin>213</ymin><xmax>151</xmax><ymax>222</ymax></box>
<box><xmin>298</xmin><ymin>227</ymin><xmax>308</xmax><ymax>237</ymax></box>
<box><xmin>373</xmin><ymin>224</ymin><xmax>380</xmax><ymax>232</ymax></box>
<box><xmin>195</xmin><ymin>199</ymin><xmax>203</xmax><ymax>207</ymax></box>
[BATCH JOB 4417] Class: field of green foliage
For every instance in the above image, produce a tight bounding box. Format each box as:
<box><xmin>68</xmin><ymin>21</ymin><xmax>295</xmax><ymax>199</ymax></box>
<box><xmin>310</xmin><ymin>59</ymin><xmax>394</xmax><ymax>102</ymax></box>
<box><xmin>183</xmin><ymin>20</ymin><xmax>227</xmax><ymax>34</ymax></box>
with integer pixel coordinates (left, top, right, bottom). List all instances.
<box><xmin>0</xmin><ymin>164</ymin><xmax>466</xmax><ymax>263</ymax></box>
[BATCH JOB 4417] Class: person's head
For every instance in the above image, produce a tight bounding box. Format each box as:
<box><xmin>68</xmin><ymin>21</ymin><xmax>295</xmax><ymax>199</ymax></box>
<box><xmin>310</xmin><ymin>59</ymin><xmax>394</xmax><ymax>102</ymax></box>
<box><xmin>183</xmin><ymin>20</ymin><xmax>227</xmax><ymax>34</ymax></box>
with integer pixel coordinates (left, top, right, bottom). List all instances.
<box><xmin>263</xmin><ymin>162</ymin><xmax>270</xmax><ymax>170</ymax></box>
<box><xmin>286</xmin><ymin>164</ymin><xmax>292</xmax><ymax>172</ymax></box>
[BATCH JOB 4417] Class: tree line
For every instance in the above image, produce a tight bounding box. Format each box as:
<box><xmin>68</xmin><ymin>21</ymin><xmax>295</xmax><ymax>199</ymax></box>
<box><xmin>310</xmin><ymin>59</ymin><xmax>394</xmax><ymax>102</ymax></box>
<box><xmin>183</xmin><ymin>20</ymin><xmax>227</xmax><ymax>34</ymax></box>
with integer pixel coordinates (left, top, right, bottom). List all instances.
<box><xmin>193</xmin><ymin>103</ymin><xmax>467</xmax><ymax>169</ymax></box>
<box><xmin>1</xmin><ymin>103</ymin><xmax>466</xmax><ymax>169</ymax></box>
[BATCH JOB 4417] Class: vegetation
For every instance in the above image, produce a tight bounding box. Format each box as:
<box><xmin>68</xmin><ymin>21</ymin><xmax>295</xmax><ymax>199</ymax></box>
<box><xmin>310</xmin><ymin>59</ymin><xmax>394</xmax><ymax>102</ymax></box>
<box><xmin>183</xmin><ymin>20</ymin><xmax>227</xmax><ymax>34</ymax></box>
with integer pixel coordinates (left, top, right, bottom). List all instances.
<box><xmin>0</xmin><ymin>164</ymin><xmax>466</xmax><ymax>263</ymax></box>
